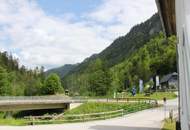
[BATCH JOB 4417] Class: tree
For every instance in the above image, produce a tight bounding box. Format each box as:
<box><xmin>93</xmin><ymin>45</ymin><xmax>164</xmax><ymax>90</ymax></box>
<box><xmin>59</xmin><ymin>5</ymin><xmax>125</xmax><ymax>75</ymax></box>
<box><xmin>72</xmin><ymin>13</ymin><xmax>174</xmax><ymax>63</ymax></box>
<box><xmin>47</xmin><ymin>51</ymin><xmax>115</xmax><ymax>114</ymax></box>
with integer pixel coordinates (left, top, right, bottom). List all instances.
<box><xmin>43</xmin><ymin>73</ymin><xmax>63</xmax><ymax>95</ymax></box>
<box><xmin>0</xmin><ymin>66</ymin><xmax>11</xmax><ymax>95</ymax></box>
<box><xmin>88</xmin><ymin>59</ymin><xmax>111</xmax><ymax>96</ymax></box>
<box><xmin>24</xmin><ymin>78</ymin><xmax>43</xmax><ymax>96</ymax></box>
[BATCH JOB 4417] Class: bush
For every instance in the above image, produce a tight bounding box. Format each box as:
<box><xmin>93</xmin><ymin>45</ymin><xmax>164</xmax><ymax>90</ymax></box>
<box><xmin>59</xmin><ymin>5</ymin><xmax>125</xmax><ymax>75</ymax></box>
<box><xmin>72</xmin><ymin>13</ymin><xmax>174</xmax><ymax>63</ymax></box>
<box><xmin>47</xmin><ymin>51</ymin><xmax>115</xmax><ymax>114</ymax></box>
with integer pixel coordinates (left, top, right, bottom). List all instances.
<box><xmin>42</xmin><ymin>73</ymin><xmax>64</xmax><ymax>95</ymax></box>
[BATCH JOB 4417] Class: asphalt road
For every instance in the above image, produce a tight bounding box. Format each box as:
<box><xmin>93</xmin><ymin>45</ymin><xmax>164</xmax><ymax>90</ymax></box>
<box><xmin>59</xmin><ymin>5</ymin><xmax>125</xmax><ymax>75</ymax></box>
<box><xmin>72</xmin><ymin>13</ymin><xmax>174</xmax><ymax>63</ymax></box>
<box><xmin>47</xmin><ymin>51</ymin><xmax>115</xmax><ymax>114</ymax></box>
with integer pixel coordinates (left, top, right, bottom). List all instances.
<box><xmin>0</xmin><ymin>98</ymin><xmax>178</xmax><ymax>130</ymax></box>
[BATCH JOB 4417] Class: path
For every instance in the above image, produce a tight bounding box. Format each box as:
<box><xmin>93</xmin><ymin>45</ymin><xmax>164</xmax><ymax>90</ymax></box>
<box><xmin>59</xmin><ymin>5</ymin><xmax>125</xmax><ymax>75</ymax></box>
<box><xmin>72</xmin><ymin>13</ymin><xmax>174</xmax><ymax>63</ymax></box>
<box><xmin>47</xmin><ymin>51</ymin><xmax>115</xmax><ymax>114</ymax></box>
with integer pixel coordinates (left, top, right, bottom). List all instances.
<box><xmin>0</xmin><ymin>98</ymin><xmax>178</xmax><ymax>130</ymax></box>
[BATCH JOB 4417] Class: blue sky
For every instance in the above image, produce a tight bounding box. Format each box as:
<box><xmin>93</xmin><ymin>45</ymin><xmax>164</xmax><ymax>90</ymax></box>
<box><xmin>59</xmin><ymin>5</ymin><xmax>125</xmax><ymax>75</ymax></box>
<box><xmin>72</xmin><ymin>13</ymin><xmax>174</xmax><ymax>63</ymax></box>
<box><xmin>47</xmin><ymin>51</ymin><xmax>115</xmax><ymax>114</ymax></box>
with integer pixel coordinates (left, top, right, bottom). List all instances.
<box><xmin>37</xmin><ymin>0</ymin><xmax>102</xmax><ymax>17</ymax></box>
<box><xmin>0</xmin><ymin>0</ymin><xmax>157</xmax><ymax>69</ymax></box>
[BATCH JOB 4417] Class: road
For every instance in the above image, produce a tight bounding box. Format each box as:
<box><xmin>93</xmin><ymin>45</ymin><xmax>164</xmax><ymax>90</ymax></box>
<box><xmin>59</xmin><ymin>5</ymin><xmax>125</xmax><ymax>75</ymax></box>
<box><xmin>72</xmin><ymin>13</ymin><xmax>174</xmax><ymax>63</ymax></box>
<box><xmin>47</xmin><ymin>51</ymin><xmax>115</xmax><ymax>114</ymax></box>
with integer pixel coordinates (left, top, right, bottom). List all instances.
<box><xmin>0</xmin><ymin>98</ymin><xmax>178</xmax><ymax>130</ymax></box>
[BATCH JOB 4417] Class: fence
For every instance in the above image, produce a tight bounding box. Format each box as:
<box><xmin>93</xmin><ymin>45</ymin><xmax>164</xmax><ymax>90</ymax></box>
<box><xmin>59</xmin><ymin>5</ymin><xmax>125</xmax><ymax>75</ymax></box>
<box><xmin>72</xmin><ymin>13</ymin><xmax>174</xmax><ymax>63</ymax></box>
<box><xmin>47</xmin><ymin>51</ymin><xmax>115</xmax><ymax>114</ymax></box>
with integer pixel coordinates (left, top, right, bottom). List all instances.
<box><xmin>25</xmin><ymin>101</ymin><xmax>157</xmax><ymax>125</ymax></box>
<box><xmin>26</xmin><ymin>109</ymin><xmax>124</xmax><ymax>125</ymax></box>
<box><xmin>84</xmin><ymin>97</ymin><xmax>158</xmax><ymax>106</ymax></box>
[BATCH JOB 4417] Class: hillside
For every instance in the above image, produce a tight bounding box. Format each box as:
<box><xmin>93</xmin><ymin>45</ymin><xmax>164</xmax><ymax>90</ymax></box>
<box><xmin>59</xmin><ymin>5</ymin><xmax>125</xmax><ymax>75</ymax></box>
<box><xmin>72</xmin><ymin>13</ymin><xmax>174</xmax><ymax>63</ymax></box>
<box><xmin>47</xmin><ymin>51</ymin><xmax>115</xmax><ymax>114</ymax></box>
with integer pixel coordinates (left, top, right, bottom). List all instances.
<box><xmin>62</xmin><ymin>34</ymin><xmax>176</xmax><ymax>96</ymax></box>
<box><xmin>0</xmin><ymin>51</ymin><xmax>65</xmax><ymax>96</ymax></box>
<box><xmin>99</xmin><ymin>13</ymin><xmax>162</xmax><ymax>67</ymax></box>
<box><xmin>58</xmin><ymin>13</ymin><xmax>174</xmax><ymax>96</ymax></box>
<box><xmin>46</xmin><ymin>13</ymin><xmax>177</xmax><ymax>96</ymax></box>
<box><xmin>65</xmin><ymin>13</ymin><xmax>162</xmax><ymax>75</ymax></box>
<box><xmin>110</xmin><ymin>34</ymin><xmax>176</xmax><ymax>92</ymax></box>
<box><xmin>46</xmin><ymin>64</ymin><xmax>77</xmax><ymax>79</ymax></box>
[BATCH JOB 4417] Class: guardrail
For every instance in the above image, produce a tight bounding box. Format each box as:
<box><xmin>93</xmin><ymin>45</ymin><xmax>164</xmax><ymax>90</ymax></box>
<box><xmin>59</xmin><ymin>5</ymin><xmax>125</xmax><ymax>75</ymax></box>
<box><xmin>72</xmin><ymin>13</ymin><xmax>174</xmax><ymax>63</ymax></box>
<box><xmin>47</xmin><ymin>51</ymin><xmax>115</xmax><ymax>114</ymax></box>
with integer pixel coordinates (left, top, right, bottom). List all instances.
<box><xmin>26</xmin><ymin>109</ymin><xmax>124</xmax><ymax>124</ymax></box>
<box><xmin>0</xmin><ymin>96</ymin><xmax>71</xmax><ymax>101</ymax></box>
<box><xmin>0</xmin><ymin>96</ymin><xmax>158</xmax><ymax>105</ymax></box>
<box><xmin>80</xmin><ymin>97</ymin><xmax>158</xmax><ymax>105</ymax></box>
<box><xmin>114</xmin><ymin>97</ymin><xmax>158</xmax><ymax>104</ymax></box>
<box><xmin>25</xmin><ymin>101</ymin><xmax>157</xmax><ymax>125</ymax></box>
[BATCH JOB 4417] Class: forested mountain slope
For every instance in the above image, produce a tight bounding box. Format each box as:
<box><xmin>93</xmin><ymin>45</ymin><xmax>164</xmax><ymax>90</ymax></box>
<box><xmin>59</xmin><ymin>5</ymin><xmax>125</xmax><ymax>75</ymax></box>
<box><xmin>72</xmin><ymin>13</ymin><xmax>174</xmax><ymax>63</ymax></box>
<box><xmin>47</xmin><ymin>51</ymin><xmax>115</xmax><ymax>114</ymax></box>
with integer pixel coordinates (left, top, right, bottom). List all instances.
<box><xmin>46</xmin><ymin>64</ymin><xmax>77</xmax><ymax>79</ymax></box>
<box><xmin>62</xmin><ymin>33</ymin><xmax>176</xmax><ymax>96</ymax></box>
<box><xmin>65</xmin><ymin>13</ymin><xmax>162</xmax><ymax>75</ymax></box>
<box><xmin>0</xmin><ymin>52</ymin><xmax>44</xmax><ymax>96</ymax></box>
<box><xmin>46</xmin><ymin>13</ymin><xmax>176</xmax><ymax>96</ymax></box>
<box><xmin>0</xmin><ymin>52</ymin><xmax>64</xmax><ymax>96</ymax></box>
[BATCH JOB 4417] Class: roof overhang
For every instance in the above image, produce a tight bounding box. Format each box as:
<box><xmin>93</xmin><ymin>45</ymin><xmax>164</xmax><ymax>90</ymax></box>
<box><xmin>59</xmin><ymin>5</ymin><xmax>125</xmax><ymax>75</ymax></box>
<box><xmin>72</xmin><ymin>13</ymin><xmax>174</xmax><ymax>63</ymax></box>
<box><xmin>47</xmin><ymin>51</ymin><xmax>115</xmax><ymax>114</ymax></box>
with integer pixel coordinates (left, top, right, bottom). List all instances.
<box><xmin>156</xmin><ymin>0</ymin><xmax>176</xmax><ymax>36</ymax></box>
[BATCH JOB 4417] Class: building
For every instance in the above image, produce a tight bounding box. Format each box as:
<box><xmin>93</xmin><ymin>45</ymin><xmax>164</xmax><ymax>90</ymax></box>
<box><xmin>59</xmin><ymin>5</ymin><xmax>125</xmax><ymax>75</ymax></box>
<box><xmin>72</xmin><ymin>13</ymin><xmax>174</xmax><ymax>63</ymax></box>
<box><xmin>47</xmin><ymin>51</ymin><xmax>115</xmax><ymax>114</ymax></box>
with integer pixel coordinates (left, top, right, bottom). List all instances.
<box><xmin>156</xmin><ymin>0</ymin><xmax>190</xmax><ymax>129</ymax></box>
<box><xmin>160</xmin><ymin>72</ymin><xmax>178</xmax><ymax>90</ymax></box>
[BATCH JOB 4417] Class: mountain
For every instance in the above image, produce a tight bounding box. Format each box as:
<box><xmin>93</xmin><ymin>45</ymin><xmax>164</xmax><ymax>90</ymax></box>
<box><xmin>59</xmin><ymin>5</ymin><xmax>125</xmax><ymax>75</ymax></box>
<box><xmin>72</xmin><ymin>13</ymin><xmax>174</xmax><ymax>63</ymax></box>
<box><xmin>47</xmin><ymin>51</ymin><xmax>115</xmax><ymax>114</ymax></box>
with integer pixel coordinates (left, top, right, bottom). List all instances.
<box><xmin>47</xmin><ymin>13</ymin><xmax>168</xmax><ymax>96</ymax></box>
<box><xmin>66</xmin><ymin>13</ymin><xmax>162</xmax><ymax>75</ymax></box>
<box><xmin>98</xmin><ymin>13</ymin><xmax>162</xmax><ymax>67</ymax></box>
<box><xmin>45</xmin><ymin>64</ymin><xmax>77</xmax><ymax>79</ymax></box>
<box><xmin>61</xmin><ymin>34</ymin><xmax>176</xmax><ymax>96</ymax></box>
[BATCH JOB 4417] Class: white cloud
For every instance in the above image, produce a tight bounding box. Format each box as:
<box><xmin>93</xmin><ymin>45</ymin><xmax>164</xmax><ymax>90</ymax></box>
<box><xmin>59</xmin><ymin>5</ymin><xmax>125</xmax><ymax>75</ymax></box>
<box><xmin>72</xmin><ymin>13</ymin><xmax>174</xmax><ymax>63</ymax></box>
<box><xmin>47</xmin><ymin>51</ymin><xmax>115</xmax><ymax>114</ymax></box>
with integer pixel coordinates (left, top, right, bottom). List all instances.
<box><xmin>87</xmin><ymin>0</ymin><xmax>157</xmax><ymax>37</ymax></box>
<box><xmin>0</xmin><ymin>0</ymin><xmax>157</xmax><ymax>69</ymax></box>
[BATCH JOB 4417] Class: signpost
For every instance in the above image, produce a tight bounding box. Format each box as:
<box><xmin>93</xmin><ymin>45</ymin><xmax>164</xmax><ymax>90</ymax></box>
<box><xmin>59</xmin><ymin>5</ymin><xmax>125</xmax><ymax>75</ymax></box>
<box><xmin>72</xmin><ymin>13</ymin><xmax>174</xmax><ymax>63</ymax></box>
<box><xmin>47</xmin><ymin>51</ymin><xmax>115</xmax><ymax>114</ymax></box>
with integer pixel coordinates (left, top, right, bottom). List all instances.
<box><xmin>139</xmin><ymin>79</ymin><xmax>143</xmax><ymax>93</ymax></box>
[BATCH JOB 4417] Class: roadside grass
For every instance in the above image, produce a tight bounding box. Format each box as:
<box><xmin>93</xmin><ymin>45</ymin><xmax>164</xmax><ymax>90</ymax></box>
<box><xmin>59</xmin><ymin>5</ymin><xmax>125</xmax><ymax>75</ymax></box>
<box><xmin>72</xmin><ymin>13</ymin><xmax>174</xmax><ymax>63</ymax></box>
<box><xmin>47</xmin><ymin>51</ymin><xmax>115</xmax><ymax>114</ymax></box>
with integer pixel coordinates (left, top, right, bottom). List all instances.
<box><xmin>0</xmin><ymin>118</ymin><xmax>27</xmax><ymax>126</ymax></box>
<box><xmin>33</xmin><ymin>102</ymin><xmax>156</xmax><ymax>125</ymax></box>
<box><xmin>64</xmin><ymin>102</ymin><xmax>153</xmax><ymax>115</ymax></box>
<box><xmin>0</xmin><ymin>102</ymin><xmax>156</xmax><ymax>126</ymax></box>
<box><xmin>148</xmin><ymin>92</ymin><xmax>177</xmax><ymax>100</ymax></box>
<box><xmin>162</xmin><ymin>119</ymin><xmax>176</xmax><ymax>130</ymax></box>
<box><xmin>117</xmin><ymin>92</ymin><xmax>177</xmax><ymax>100</ymax></box>
<box><xmin>0</xmin><ymin>113</ymin><xmax>27</xmax><ymax>126</ymax></box>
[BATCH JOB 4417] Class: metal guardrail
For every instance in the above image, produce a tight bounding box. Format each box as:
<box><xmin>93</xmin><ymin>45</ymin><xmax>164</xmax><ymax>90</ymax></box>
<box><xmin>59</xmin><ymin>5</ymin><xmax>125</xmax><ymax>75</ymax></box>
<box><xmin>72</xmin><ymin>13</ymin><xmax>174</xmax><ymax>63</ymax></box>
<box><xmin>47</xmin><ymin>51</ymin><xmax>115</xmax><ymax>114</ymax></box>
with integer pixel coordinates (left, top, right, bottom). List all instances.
<box><xmin>0</xmin><ymin>96</ymin><xmax>157</xmax><ymax>102</ymax></box>
<box><xmin>0</xmin><ymin>96</ymin><xmax>71</xmax><ymax>100</ymax></box>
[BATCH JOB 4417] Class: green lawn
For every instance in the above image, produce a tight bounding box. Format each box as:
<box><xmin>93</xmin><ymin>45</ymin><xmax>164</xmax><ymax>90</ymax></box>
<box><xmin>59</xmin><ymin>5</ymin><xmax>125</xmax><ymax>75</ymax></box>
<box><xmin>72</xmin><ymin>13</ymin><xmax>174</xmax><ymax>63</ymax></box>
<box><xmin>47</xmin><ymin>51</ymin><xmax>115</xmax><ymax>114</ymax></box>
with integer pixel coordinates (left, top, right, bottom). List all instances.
<box><xmin>117</xmin><ymin>92</ymin><xmax>177</xmax><ymax>100</ymax></box>
<box><xmin>162</xmin><ymin>119</ymin><xmax>176</xmax><ymax>130</ymax></box>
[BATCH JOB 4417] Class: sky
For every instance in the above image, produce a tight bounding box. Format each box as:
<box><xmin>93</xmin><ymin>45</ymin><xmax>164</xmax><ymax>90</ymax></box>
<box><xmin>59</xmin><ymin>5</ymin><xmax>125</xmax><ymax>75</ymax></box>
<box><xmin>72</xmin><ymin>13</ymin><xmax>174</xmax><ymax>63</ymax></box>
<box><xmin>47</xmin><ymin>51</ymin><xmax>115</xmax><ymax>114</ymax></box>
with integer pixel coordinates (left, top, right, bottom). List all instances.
<box><xmin>0</xmin><ymin>0</ymin><xmax>157</xmax><ymax>70</ymax></box>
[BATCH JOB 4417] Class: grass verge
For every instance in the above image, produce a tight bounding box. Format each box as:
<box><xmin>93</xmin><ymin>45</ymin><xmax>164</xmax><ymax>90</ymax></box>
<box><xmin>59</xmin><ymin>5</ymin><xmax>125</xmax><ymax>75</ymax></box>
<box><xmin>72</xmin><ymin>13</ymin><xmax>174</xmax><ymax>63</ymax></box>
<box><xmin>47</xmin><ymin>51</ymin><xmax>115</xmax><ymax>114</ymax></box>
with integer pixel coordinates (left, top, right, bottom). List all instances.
<box><xmin>162</xmin><ymin>119</ymin><xmax>176</xmax><ymax>130</ymax></box>
<box><xmin>117</xmin><ymin>92</ymin><xmax>177</xmax><ymax>100</ymax></box>
<box><xmin>0</xmin><ymin>102</ymin><xmax>156</xmax><ymax>126</ymax></box>
<box><xmin>65</xmin><ymin>102</ymin><xmax>153</xmax><ymax>115</ymax></box>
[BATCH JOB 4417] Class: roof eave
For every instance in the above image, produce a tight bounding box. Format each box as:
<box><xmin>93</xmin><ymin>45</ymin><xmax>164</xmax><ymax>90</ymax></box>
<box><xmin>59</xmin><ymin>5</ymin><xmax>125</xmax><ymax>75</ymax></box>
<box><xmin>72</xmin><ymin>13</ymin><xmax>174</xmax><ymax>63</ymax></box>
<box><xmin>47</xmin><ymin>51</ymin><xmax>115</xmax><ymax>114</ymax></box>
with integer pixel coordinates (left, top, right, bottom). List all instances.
<box><xmin>155</xmin><ymin>0</ymin><xmax>176</xmax><ymax>37</ymax></box>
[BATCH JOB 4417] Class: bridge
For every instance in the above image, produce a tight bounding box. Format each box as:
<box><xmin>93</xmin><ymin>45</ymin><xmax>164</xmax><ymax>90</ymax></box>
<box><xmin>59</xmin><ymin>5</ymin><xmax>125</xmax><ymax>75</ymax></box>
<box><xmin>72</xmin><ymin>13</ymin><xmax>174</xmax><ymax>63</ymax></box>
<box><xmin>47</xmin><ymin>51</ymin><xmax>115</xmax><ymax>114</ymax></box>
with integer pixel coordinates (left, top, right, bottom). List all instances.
<box><xmin>0</xmin><ymin>96</ymin><xmax>157</xmax><ymax>112</ymax></box>
<box><xmin>0</xmin><ymin>96</ymin><xmax>84</xmax><ymax>111</ymax></box>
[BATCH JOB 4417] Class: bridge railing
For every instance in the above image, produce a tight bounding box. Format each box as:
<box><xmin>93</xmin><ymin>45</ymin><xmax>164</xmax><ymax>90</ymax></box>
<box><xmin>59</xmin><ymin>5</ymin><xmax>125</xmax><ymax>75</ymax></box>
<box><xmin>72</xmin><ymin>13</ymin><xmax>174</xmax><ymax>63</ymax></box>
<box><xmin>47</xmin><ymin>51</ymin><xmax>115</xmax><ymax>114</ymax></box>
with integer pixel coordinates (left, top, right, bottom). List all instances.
<box><xmin>72</xmin><ymin>97</ymin><xmax>158</xmax><ymax>105</ymax></box>
<box><xmin>0</xmin><ymin>96</ymin><xmax>158</xmax><ymax>105</ymax></box>
<box><xmin>0</xmin><ymin>96</ymin><xmax>71</xmax><ymax>101</ymax></box>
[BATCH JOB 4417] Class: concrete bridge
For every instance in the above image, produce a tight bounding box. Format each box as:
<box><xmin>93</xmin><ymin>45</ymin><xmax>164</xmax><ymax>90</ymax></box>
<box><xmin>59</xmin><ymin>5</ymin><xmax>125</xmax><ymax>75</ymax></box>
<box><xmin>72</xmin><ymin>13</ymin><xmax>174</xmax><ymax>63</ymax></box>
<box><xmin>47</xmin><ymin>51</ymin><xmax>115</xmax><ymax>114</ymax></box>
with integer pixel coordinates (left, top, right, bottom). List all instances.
<box><xmin>0</xmin><ymin>96</ymin><xmax>83</xmax><ymax>111</ymax></box>
<box><xmin>0</xmin><ymin>96</ymin><xmax>157</xmax><ymax>112</ymax></box>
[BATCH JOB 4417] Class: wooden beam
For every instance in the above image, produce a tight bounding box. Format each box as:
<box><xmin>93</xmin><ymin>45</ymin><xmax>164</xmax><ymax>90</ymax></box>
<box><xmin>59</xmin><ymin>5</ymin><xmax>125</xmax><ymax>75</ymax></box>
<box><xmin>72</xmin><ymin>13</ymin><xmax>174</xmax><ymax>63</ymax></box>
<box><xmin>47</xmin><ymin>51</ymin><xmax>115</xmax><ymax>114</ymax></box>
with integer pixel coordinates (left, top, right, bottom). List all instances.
<box><xmin>156</xmin><ymin>0</ymin><xmax>176</xmax><ymax>36</ymax></box>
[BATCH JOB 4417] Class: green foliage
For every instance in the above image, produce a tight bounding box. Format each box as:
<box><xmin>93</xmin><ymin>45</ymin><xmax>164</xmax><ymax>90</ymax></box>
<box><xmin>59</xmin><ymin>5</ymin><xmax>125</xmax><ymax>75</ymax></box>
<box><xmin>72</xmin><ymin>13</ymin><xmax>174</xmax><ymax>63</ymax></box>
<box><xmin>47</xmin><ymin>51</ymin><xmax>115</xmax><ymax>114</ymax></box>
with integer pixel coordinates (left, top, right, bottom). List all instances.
<box><xmin>88</xmin><ymin>59</ymin><xmax>112</xmax><ymax>96</ymax></box>
<box><xmin>0</xmin><ymin>66</ymin><xmax>11</xmax><ymax>95</ymax></box>
<box><xmin>62</xmin><ymin>33</ymin><xmax>176</xmax><ymax>96</ymax></box>
<box><xmin>43</xmin><ymin>73</ymin><xmax>63</xmax><ymax>95</ymax></box>
<box><xmin>111</xmin><ymin>33</ymin><xmax>177</xmax><ymax>90</ymax></box>
<box><xmin>24</xmin><ymin>78</ymin><xmax>43</xmax><ymax>96</ymax></box>
<box><xmin>0</xmin><ymin>51</ymin><xmax>46</xmax><ymax>96</ymax></box>
<box><xmin>62</xmin><ymin>59</ymin><xmax>112</xmax><ymax>96</ymax></box>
